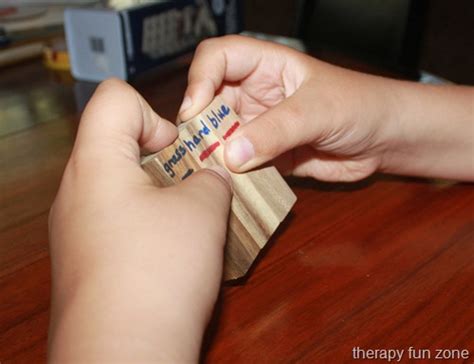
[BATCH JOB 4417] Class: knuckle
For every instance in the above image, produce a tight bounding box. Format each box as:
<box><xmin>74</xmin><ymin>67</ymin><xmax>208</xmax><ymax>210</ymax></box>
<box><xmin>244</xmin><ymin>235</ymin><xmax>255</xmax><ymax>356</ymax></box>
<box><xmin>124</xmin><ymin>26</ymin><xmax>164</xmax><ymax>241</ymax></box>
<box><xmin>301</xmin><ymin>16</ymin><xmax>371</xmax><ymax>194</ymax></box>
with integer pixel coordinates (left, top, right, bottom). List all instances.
<box><xmin>196</xmin><ymin>34</ymin><xmax>244</xmax><ymax>54</ymax></box>
<box><xmin>255</xmin><ymin>119</ymin><xmax>282</xmax><ymax>158</ymax></box>
<box><xmin>220</xmin><ymin>34</ymin><xmax>245</xmax><ymax>44</ymax></box>
<box><xmin>255</xmin><ymin>101</ymin><xmax>306</xmax><ymax>158</ymax></box>
<box><xmin>97</xmin><ymin>77</ymin><xmax>127</xmax><ymax>92</ymax></box>
<box><xmin>92</xmin><ymin>78</ymin><xmax>136</xmax><ymax>106</ymax></box>
<box><xmin>195</xmin><ymin>37</ymin><xmax>218</xmax><ymax>54</ymax></box>
<box><xmin>283</xmin><ymin>100</ymin><xmax>308</xmax><ymax>144</ymax></box>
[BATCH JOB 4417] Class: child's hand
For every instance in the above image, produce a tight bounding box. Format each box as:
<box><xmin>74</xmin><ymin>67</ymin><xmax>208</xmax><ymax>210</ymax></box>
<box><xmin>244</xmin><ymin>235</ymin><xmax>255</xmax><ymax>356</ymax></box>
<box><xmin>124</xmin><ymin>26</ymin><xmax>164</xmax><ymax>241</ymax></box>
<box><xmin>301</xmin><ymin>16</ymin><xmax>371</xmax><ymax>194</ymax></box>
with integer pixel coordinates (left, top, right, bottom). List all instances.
<box><xmin>49</xmin><ymin>79</ymin><xmax>232</xmax><ymax>362</ymax></box>
<box><xmin>180</xmin><ymin>35</ymin><xmax>474</xmax><ymax>182</ymax></box>
<box><xmin>179</xmin><ymin>35</ymin><xmax>390</xmax><ymax>182</ymax></box>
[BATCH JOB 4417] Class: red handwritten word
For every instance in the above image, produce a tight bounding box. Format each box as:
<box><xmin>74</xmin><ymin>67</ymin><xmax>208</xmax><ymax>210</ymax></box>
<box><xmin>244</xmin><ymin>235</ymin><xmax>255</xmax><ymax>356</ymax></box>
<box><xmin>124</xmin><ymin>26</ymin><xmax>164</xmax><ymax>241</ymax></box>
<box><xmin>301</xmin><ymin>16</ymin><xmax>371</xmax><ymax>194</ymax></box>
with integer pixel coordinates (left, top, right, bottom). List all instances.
<box><xmin>222</xmin><ymin>121</ymin><xmax>241</xmax><ymax>140</ymax></box>
<box><xmin>199</xmin><ymin>141</ymin><xmax>221</xmax><ymax>161</ymax></box>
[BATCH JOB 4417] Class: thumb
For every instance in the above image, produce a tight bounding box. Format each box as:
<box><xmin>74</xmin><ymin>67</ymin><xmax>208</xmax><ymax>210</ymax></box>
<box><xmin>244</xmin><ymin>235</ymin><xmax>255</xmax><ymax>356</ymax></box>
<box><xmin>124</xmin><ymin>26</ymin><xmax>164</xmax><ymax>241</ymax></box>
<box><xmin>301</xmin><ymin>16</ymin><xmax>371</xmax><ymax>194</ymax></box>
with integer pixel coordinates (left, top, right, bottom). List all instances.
<box><xmin>224</xmin><ymin>93</ymin><xmax>314</xmax><ymax>172</ymax></box>
<box><xmin>177</xmin><ymin>165</ymin><xmax>233</xmax><ymax>219</ymax></box>
<box><xmin>74</xmin><ymin>78</ymin><xmax>178</xmax><ymax>165</ymax></box>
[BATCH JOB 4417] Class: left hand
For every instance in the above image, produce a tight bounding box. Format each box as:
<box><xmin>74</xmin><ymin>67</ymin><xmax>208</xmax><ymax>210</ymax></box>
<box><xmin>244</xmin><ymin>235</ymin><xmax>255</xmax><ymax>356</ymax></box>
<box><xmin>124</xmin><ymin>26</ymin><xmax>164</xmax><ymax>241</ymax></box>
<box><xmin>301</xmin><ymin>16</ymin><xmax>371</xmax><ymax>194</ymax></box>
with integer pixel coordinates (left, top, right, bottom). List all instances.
<box><xmin>48</xmin><ymin>79</ymin><xmax>232</xmax><ymax>363</ymax></box>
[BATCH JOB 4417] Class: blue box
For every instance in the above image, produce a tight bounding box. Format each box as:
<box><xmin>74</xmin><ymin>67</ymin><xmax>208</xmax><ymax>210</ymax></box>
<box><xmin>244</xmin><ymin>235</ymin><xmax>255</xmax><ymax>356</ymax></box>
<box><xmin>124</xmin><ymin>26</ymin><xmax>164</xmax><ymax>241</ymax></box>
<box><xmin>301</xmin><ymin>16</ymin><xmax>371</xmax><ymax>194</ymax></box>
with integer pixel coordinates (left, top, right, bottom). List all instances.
<box><xmin>65</xmin><ymin>0</ymin><xmax>242</xmax><ymax>82</ymax></box>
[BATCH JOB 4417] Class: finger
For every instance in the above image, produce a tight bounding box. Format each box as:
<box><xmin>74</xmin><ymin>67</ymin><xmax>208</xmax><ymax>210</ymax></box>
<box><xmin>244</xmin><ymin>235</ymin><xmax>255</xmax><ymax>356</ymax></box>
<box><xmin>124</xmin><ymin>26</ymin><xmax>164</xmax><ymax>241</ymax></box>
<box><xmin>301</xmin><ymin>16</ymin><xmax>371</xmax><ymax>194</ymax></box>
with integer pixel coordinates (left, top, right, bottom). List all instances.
<box><xmin>178</xmin><ymin>35</ymin><xmax>265</xmax><ymax>121</ymax></box>
<box><xmin>224</xmin><ymin>91</ymin><xmax>317</xmax><ymax>172</ymax></box>
<box><xmin>175</xmin><ymin>84</ymin><xmax>239</xmax><ymax>125</ymax></box>
<box><xmin>177</xmin><ymin>166</ymin><xmax>232</xmax><ymax>221</ymax></box>
<box><xmin>178</xmin><ymin>165</ymin><xmax>232</xmax><ymax>206</ymax></box>
<box><xmin>74</xmin><ymin>78</ymin><xmax>178</xmax><ymax>164</ymax></box>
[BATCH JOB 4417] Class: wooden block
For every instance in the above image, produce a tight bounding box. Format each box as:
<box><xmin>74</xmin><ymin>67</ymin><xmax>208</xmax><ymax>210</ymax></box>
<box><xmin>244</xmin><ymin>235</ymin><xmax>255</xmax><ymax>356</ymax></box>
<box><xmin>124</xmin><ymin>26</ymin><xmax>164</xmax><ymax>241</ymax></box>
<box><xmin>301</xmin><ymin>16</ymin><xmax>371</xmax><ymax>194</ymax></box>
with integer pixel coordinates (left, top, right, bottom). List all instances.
<box><xmin>141</xmin><ymin>96</ymin><xmax>296</xmax><ymax>280</ymax></box>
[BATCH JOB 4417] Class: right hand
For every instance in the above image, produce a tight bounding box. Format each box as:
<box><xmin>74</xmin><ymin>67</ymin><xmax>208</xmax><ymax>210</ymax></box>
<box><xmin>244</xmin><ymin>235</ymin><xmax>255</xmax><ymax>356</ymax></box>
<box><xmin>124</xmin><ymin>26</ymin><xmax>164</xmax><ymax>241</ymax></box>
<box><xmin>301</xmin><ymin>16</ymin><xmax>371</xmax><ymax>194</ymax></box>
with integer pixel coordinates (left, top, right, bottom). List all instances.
<box><xmin>178</xmin><ymin>35</ymin><xmax>395</xmax><ymax>182</ymax></box>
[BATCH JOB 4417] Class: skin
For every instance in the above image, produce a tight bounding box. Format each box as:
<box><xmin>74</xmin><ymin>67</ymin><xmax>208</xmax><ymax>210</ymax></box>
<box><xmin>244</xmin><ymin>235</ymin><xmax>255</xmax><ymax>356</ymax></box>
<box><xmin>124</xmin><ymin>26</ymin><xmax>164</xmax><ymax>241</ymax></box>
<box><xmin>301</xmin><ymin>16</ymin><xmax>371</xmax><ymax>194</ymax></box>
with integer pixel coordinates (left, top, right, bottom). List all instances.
<box><xmin>50</xmin><ymin>36</ymin><xmax>473</xmax><ymax>363</ymax></box>
<box><xmin>180</xmin><ymin>35</ymin><xmax>474</xmax><ymax>182</ymax></box>
<box><xmin>48</xmin><ymin>79</ymin><xmax>232</xmax><ymax>363</ymax></box>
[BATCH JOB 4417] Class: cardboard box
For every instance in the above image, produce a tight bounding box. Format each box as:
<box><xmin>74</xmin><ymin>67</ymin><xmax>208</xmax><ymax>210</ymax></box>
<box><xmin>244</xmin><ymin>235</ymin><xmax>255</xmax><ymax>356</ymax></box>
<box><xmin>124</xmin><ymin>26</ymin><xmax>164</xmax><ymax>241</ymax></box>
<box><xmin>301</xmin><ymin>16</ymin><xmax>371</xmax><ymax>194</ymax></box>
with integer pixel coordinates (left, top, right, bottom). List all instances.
<box><xmin>65</xmin><ymin>0</ymin><xmax>242</xmax><ymax>81</ymax></box>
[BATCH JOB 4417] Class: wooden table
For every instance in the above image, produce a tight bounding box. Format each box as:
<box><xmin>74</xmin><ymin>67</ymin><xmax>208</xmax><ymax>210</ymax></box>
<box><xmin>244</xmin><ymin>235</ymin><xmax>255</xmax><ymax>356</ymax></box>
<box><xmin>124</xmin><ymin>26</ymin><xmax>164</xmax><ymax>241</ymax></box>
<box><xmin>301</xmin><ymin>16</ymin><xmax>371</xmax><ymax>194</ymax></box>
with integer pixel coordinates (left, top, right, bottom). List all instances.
<box><xmin>0</xmin><ymin>57</ymin><xmax>473</xmax><ymax>363</ymax></box>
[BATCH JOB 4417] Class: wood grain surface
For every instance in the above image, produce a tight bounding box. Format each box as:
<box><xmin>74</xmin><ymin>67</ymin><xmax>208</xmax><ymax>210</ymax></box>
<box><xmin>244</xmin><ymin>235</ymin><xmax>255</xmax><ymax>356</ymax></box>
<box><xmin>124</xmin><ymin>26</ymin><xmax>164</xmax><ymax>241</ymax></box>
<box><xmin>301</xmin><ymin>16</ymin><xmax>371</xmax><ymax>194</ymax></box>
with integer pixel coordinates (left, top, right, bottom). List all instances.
<box><xmin>0</xmin><ymin>57</ymin><xmax>473</xmax><ymax>363</ymax></box>
<box><xmin>143</xmin><ymin>96</ymin><xmax>296</xmax><ymax>280</ymax></box>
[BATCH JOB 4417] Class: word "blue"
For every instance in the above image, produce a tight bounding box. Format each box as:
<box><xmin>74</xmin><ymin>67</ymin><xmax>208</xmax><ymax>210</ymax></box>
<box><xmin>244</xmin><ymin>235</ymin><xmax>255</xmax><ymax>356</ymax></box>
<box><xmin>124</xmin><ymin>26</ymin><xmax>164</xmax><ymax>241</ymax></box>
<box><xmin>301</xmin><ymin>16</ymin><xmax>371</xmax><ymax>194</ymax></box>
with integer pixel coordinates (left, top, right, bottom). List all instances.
<box><xmin>207</xmin><ymin>104</ymin><xmax>230</xmax><ymax>129</ymax></box>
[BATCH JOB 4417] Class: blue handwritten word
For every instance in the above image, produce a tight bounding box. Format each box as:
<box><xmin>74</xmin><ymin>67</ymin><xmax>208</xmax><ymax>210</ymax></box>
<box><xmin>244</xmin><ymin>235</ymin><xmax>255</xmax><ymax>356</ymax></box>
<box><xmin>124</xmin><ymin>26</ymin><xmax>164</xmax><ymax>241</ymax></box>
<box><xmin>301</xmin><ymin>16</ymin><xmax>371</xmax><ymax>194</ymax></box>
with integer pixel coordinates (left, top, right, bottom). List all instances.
<box><xmin>183</xmin><ymin>120</ymin><xmax>211</xmax><ymax>152</ymax></box>
<box><xmin>163</xmin><ymin>145</ymin><xmax>187</xmax><ymax>177</ymax></box>
<box><xmin>160</xmin><ymin>103</ymin><xmax>232</xmax><ymax>177</ymax></box>
<box><xmin>207</xmin><ymin>104</ymin><xmax>230</xmax><ymax>129</ymax></box>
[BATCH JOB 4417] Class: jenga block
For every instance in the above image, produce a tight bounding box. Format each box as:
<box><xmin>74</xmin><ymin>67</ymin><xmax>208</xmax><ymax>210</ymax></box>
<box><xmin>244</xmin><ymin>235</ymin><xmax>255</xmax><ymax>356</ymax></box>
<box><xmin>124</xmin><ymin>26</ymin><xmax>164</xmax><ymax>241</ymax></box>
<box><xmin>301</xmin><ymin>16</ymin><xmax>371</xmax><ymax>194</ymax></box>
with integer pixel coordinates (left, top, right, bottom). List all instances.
<box><xmin>141</xmin><ymin>96</ymin><xmax>296</xmax><ymax>280</ymax></box>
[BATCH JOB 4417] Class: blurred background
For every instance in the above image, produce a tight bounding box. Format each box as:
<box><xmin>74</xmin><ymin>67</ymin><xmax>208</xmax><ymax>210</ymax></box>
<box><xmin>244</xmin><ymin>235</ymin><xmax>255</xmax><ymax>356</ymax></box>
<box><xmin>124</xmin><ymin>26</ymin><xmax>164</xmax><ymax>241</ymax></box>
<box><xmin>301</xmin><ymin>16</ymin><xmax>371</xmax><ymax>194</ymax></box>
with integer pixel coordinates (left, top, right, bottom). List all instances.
<box><xmin>0</xmin><ymin>0</ymin><xmax>472</xmax><ymax>136</ymax></box>
<box><xmin>0</xmin><ymin>0</ymin><xmax>472</xmax><ymax>84</ymax></box>
<box><xmin>244</xmin><ymin>0</ymin><xmax>473</xmax><ymax>84</ymax></box>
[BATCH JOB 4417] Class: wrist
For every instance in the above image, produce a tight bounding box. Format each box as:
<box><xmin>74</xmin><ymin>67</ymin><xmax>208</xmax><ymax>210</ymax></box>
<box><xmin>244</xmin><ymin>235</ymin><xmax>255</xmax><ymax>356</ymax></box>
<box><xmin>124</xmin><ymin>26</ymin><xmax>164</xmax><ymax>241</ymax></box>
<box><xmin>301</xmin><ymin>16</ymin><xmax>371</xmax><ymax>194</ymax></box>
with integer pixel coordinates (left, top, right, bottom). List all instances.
<box><xmin>334</xmin><ymin>69</ymin><xmax>399</xmax><ymax>172</ymax></box>
<box><xmin>367</xmin><ymin>77</ymin><xmax>414</xmax><ymax>175</ymax></box>
<box><xmin>376</xmin><ymin>81</ymin><xmax>474</xmax><ymax>180</ymax></box>
<box><xmin>51</xmin><ymin>271</ymin><xmax>206</xmax><ymax>362</ymax></box>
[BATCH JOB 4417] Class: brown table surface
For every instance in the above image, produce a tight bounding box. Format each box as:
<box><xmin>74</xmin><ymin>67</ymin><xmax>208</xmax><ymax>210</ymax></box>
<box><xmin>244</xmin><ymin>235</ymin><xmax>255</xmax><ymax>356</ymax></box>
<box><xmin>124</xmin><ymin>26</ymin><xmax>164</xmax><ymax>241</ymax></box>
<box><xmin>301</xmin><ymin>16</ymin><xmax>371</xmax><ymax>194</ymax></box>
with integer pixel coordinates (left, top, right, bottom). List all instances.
<box><xmin>0</xmin><ymin>55</ymin><xmax>473</xmax><ymax>364</ymax></box>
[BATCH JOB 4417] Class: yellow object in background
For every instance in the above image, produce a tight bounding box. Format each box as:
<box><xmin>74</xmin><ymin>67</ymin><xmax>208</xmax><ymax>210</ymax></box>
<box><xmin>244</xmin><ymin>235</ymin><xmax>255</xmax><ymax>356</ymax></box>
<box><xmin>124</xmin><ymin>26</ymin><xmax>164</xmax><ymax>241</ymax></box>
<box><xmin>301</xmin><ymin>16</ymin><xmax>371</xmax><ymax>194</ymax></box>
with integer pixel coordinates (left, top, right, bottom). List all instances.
<box><xmin>43</xmin><ymin>44</ymin><xmax>70</xmax><ymax>71</ymax></box>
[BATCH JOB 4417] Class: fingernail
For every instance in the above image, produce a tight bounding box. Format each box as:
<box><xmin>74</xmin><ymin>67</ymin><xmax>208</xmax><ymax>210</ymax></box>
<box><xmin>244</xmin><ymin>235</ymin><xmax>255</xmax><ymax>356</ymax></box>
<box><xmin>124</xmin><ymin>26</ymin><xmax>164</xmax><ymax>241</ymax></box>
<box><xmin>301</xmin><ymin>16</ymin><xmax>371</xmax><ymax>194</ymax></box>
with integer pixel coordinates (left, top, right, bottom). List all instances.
<box><xmin>225</xmin><ymin>136</ymin><xmax>255</xmax><ymax>168</ymax></box>
<box><xmin>179</xmin><ymin>96</ymin><xmax>192</xmax><ymax>113</ymax></box>
<box><xmin>207</xmin><ymin>165</ymin><xmax>233</xmax><ymax>189</ymax></box>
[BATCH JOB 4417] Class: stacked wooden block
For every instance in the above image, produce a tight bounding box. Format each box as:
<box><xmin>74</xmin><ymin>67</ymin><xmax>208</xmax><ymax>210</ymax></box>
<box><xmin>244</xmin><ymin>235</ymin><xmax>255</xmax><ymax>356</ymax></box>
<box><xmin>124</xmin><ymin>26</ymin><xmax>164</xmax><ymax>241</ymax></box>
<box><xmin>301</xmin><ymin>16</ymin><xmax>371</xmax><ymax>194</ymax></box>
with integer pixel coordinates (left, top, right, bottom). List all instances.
<box><xmin>142</xmin><ymin>97</ymin><xmax>296</xmax><ymax>280</ymax></box>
